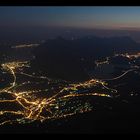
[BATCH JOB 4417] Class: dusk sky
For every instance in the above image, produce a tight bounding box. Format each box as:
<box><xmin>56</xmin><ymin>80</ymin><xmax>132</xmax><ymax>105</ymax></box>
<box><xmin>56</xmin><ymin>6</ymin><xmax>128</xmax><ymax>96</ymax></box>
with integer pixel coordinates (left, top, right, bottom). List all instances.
<box><xmin>1</xmin><ymin>6</ymin><xmax>140</xmax><ymax>30</ymax></box>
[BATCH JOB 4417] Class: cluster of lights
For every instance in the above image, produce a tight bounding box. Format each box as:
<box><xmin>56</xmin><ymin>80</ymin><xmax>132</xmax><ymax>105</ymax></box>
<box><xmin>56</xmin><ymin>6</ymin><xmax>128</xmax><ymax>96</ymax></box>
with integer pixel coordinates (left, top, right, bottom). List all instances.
<box><xmin>5</xmin><ymin>51</ymin><xmax>140</xmax><ymax>126</ymax></box>
<box><xmin>11</xmin><ymin>44</ymin><xmax>39</xmax><ymax>49</ymax></box>
<box><xmin>114</xmin><ymin>52</ymin><xmax>140</xmax><ymax>59</ymax></box>
<box><xmin>95</xmin><ymin>57</ymin><xmax>110</xmax><ymax>67</ymax></box>
<box><xmin>0</xmin><ymin>60</ymin><xmax>114</xmax><ymax>126</ymax></box>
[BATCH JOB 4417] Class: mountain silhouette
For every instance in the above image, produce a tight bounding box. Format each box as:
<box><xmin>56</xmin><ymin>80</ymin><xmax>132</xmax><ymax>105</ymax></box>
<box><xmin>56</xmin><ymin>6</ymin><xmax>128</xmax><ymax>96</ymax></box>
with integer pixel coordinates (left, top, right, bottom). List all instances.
<box><xmin>31</xmin><ymin>35</ymin><xmax>140</xmax><ymax>81</ymax></box>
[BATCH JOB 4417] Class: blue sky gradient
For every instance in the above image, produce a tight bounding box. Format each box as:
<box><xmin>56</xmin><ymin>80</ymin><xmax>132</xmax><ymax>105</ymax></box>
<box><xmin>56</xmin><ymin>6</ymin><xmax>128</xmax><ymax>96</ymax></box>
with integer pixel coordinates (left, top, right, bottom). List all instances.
<box><xmin>1</xmin><ymin>6</ymin><xmax>140</xmax><ymax>29</ymax></box>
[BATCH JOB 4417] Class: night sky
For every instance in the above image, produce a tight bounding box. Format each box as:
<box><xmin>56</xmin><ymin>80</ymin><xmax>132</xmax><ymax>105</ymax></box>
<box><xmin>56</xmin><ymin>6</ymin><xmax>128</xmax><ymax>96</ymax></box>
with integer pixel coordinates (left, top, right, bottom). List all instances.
<box><xmin>1</xmin><ymin>6</ymin><xmax>140</xmax><ymax>29</ymax></box>
<box><xmin>1</xmin><ymin>6</ymin><xmax>140</xmax><ymax>43</ymax></box>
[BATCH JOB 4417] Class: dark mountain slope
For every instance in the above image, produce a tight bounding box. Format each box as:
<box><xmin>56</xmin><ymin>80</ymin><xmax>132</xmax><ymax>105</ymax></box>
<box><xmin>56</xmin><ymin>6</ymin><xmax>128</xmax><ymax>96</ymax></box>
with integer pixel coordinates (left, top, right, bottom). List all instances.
<box><xmin>31</xmin><ymin>36</ymin><xmax>140</xmax><ymax>81</ymax></box>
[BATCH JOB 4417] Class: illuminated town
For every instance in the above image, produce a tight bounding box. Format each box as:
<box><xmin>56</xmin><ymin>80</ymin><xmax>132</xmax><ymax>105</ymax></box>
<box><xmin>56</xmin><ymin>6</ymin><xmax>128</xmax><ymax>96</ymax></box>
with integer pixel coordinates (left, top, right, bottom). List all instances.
<box><xmin>0</xmin><ymin>48</ymin><xmax>140</xmax><ymax>126</ymax></box>
<box><xmin>1</xmin><ymin>6</ymin><xmax>140</xmax><ymax>133</ymax></box>
<box><xmin>0</xmin><ymin>60</ymin><xmax>114</xmax><ymax>125</ymax></box>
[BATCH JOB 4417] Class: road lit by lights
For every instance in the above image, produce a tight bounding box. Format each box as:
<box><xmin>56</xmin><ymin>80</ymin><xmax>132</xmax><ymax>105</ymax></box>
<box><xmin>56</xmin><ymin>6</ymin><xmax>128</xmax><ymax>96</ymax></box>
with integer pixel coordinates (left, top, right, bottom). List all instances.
<box><xmin>0</xmin><ymin>51</ymin><xmax>140</xmax><ymax>126</ymax></box>
<box><xmin>0</xmin><ymin>61</ymin><xmax>114</xmax><ymax>126</ymax></box>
